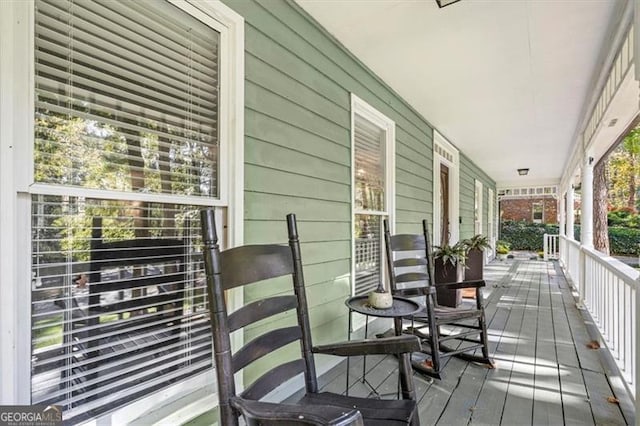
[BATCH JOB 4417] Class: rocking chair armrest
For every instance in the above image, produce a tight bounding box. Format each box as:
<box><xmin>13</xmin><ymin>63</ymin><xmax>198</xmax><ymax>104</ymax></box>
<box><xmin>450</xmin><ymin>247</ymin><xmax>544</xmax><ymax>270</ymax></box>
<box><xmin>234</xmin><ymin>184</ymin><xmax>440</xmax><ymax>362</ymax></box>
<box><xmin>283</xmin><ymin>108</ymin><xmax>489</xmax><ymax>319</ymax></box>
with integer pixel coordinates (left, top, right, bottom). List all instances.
<box><xmin>434</xmin><ymin>279</ymin><xmax>485</xmax><ymax>290</ymax></box>
<box><xmin>231</xmin><ymin>397</ymin><xmax>364</xmax><ymax>426</ymax></box>
<box><xmin>313</xmin><ymin>335</ymin><xmax>421</xmax><ymax>357</ymax></box>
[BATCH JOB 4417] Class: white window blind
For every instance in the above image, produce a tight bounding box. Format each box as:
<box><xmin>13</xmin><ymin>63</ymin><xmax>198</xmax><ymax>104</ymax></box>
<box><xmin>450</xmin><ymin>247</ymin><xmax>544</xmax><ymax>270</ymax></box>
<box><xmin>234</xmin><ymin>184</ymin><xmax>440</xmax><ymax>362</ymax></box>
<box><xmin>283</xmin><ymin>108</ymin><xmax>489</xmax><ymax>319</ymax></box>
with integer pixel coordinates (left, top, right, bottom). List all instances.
<box><xmin>31</xmin><ymin>0</ymin><xmax>221</xmax><ymax>421</ymax></box>
<box><xmin>34</xmin><ymin>0</ymin><xmax>219</xmax><ymax>197</ymax></box>
<box><xmin>354</xmin><ymin>115</ymin><xmax>385</xmax><ymax>212</ymax></box>
<box><xmin>353</xmin><ymin>111</ymin><xmax>388</xmax><ymax>296</ymax></box>
<box><xmin>474</xmin><ymin>181</ymin><xmax>482</xmax><ymax>235</ymax></box>
<box><xmin>31</xmin><ymin>196</ymin><xmax>212</xmax><ymax>423</ymax></box>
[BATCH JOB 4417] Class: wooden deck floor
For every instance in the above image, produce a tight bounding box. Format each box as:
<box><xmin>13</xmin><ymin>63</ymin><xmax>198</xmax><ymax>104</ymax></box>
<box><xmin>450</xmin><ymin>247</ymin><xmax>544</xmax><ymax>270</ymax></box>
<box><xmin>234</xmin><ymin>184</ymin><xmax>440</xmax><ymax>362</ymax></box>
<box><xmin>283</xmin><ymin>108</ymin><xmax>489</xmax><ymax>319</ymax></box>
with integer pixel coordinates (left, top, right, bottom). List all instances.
<box><xmin>315</xmin><ymin>259</ymin><xmax>635</xmax><ymax>425</ymax></box>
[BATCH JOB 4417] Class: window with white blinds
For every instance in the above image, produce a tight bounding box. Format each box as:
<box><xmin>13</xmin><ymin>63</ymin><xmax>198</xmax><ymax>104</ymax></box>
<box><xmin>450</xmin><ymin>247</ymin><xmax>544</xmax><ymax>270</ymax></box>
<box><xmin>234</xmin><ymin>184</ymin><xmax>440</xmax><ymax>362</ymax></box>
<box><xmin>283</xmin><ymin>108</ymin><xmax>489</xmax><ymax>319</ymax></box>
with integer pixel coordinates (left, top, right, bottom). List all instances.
<box><xmin>31</xmin><ymin>196</ymin><xmax>212</xmax><ymax>423</ymax></box>
<box><xmin>474</xmin><ymin>180</ymin><xmax>483</xmax><ymax>234</ymax></box>
<box><xmin>354</xmin><ymin>116</ymin><xmax>385</xmax><ymax>212</ymax></box>
<box><xmin>351</xmin><ymin>96</ymin><xmax>395</xmax><ymax>297</ymax></box>
<box><xmin>34</xmin><ymin>0</ymin><xmax>219</xmax><ymax>197</ymax></box>
<box><xmin>30</xmin><ymin>0</ymin><xmax>224</xmax><ymax>421</ymax></box>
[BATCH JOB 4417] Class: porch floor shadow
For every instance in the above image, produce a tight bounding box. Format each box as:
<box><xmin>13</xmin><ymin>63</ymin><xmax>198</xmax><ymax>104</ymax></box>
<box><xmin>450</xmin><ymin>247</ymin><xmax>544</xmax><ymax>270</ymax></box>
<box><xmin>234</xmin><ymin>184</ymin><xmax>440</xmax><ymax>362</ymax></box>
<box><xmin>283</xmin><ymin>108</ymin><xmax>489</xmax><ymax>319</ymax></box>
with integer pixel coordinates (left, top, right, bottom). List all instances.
<box><xmin>187</xmin><ymin>259</ymin><xmax>634</xmax><ymax>426</ymax></box>
<box><xmin>310</xmin><ymin>259</ymin><xmax>634</xmax><ymax>426</ymax></box>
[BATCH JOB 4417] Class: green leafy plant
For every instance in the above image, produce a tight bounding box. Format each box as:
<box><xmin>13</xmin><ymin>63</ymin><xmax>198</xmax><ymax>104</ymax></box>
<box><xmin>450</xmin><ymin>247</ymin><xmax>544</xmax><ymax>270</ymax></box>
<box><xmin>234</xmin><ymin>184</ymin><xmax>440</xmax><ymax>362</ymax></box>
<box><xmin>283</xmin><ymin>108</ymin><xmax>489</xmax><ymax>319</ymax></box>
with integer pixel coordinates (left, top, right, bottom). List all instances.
<box><xmin>500</xmin><ymin>220</ymin><xmax>561</xmax><ymax>250</ymax></box>
<box><xmin>433</xmin><ymin>241</ymin><xmax>467</xmax><ymax>268</ymax></box>
<box><xmin>496</xmin><ymin>240</ymin><xmax>510</xmax><ymax>255</ymax></box>
<box><xmin>608</xmin><ymin>209</ymin><xmax>640</xmax><ymax>228</ymax></box>
<box><xmin>609</xmin><ymin>227</ymin><xmax>640</xmax><ymax>255</ymax></box>
<box><xmin>462</xmin><ymin>234</ymin><xmax>491</xmax><ymax>252</ymax></box>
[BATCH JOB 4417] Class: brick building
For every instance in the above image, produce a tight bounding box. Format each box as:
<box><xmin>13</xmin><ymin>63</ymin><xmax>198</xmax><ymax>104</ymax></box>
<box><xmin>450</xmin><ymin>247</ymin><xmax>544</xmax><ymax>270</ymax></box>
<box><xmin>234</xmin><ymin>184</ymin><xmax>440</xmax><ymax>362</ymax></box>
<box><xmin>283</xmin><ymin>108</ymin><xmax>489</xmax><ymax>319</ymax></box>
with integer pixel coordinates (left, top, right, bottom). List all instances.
<box><xmin>498</xmin><ymin>186</ymin><xmax>559</xmax><ymax>224</ymax></box>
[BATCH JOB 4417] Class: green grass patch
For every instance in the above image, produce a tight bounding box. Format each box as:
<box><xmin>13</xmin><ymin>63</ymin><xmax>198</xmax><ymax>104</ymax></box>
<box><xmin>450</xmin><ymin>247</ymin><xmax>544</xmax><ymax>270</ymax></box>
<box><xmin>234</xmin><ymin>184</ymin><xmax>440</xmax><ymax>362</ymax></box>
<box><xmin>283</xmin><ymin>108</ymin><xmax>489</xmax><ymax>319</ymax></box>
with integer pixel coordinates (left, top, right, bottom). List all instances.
<box><xmin>33</xmin><ymin>314</ymin><xmax>63</xmax><ymax>349</ymax></box>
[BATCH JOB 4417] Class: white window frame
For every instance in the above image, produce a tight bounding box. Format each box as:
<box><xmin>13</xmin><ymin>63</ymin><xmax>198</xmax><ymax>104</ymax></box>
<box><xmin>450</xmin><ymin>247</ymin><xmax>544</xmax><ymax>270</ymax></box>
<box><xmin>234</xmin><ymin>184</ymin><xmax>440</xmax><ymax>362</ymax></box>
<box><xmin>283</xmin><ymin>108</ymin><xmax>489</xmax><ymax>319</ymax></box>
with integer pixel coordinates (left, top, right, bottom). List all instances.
<box><xmin>432</xmin><ymin>130</ymin><xmax>460</xmax><ymax>246</ymax></box>
<box><xmin>532</xmin><ymin>202</ymin><xmax>544</xmax><ymax>224</ymax></box>
<box><xmin>487</xmin><ymin>188</ymin><xmax>495</xmax><ymax>261</ymax></box>
<box><xmin>0</xmin><ymin>1</ymin><xmax>244</xmax><ymax>422</ymax></box>
<box><xmin>350</xmin><ymin>94</ymin><xmax>395</xmax><ymax>301</ymax></box>
<box><xmin>474</xmin><ymin>179</ymin><xmax>483</xmax><ymax>235</ymax></box>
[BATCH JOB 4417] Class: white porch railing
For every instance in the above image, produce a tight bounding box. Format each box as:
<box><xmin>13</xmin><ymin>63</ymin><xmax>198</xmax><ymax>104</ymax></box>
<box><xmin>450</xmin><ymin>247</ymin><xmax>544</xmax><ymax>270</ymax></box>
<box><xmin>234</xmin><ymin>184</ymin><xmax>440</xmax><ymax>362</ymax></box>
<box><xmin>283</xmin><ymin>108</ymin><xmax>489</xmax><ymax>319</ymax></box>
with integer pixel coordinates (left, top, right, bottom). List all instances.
<box><xmin>560</xmin><ymin>236</ymin><xmax>581</xmax><ymax>288</ymax></box>
<box><xmin>543</xmin><ymin>233</ymin><xmax>559</xmax><ymax>260</ymax></box>
<box><xmin>558</xmin><ymin>235</ymin><xmax>640</xmax><ymax>402</ymax></box>
<box><xmin>582</xmin><ymin>246</ymin><xmax>639</xmax><ymax>396</ymax></box>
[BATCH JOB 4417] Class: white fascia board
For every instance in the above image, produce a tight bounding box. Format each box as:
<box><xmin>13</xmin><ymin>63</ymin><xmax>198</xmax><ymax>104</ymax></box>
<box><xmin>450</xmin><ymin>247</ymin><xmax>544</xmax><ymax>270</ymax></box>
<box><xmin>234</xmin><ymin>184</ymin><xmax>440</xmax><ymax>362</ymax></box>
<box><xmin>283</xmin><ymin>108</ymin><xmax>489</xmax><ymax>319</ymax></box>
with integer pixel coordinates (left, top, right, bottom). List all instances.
<box><xmin>496</xmin><ymin>179</ymin><xmax>560</xmax><ymax>189</ymax></box>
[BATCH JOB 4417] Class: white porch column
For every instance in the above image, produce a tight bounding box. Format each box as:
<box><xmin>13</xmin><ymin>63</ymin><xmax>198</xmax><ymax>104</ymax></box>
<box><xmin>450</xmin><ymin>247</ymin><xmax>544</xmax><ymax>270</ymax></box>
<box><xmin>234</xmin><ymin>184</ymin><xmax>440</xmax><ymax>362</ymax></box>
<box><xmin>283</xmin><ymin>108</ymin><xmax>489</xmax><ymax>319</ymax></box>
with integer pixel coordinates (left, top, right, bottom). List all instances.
<box><xmin>577</xmin><ymin>155</ymin><xmax>594</xmax><ymax>310</ymax></box>
<box><xmin>558</xmin><ymin>190</ymin><xmax>567</xmax><ymax>269</ymax></box>
<box><xmin>559</xmin><ymin>191</ymin><xmax>566</xmax><ymax>237</ymax></box>
<box><xmin>581</xmin><ymin>156</ymin><xmax>594</xmax><ymax>248</ymax></box>
<box><xmin>566</xmin><ymin>186</ymin><xmax>574</xmax><ymax>240</ymax></box>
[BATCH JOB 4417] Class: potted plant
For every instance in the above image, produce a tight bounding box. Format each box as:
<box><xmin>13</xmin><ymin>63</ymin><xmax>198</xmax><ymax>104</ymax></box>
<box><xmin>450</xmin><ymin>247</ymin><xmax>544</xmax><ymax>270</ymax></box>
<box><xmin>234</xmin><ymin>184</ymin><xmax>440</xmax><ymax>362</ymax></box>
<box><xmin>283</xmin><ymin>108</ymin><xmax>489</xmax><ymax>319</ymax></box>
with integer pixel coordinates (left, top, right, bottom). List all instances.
<box><xmin>462</xmin><ymin>234</ymin><xmax>491</xmax><ymax>281</ymax></box>
<box><xmin>496</xmin><ymin>240</ymin><xmax>510</xmax><ymax>260</ymax></box>
<box><xmin>433</xmin><ymin>241</ymin><xmax>467</xmax><ymax>307</ymax></box>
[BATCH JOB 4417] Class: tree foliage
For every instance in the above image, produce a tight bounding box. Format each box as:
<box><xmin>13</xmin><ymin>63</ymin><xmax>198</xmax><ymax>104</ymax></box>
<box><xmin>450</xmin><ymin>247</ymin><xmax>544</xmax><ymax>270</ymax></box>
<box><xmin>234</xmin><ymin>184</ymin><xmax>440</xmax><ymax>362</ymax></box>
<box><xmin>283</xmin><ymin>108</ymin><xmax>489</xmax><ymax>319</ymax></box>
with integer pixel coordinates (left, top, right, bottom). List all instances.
<box><xmin>608</xmin><ymin>127</ymin><xmax>640</xmax><ymax>212</ymax></box>
<box><xmin>33</xmin><ymin>110</ymin><xmax>201</xmax><ymax>272</ymax></box>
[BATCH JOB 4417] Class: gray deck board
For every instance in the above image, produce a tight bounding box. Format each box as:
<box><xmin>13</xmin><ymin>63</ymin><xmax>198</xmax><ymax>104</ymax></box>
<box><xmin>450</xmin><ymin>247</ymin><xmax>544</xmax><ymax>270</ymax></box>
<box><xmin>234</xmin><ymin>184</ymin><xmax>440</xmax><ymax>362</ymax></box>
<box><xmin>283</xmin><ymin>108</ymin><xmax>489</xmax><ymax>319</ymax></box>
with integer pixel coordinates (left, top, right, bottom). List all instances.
<box><xmin>471</xmin><ymin>268</ymin><xmax>528</xmax><ymax>425</ymax></box>
<box><xmin>582</xmin><ymin>369</ymin><xmax>627</xmax><ymax>425</ymax></box>
<box><xmin>312</xmin><ymin>259</ymin><xmax>633</xmax><ymax>426</ymax></box>
<box><xmin>501</xmin><ymin>263</ymin><xmax>538</xmax><ymax>425</ymax></box>
<box><xmin>188</xmin><ymin>259</ymin><xmax>634</xmax><ymax>426</ymax></box>
<box><xmin>418</xmin><ymin>356</ymin><xmax>468</xmax><ymax>426</ymax></box>
<box><xmin>560</xmin><ymin>366</ymin><xmax>596</xmax><ymax>425</ymax></box>
<box><xmin>533</xmin><ymin>263</ymin><xmax>564</xmax><ymax>425</ymax></box>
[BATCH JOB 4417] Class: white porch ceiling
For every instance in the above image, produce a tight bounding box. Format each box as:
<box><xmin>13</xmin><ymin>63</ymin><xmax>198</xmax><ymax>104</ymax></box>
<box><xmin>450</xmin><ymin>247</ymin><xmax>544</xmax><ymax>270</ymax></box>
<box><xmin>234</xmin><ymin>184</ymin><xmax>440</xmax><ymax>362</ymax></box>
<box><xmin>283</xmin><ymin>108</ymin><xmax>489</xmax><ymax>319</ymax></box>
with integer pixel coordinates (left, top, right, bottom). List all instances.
<box><xmin>296</xmin><ymin>0</ymin><xmax>625</xmax><ymax>187</ymax></box>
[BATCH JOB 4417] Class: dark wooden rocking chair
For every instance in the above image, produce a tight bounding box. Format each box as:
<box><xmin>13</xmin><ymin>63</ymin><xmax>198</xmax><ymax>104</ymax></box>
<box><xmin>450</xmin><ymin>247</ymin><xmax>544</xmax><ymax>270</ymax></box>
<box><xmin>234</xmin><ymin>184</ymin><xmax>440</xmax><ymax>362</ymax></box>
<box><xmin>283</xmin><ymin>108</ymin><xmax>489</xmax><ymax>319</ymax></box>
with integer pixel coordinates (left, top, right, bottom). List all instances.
<box><xmin>200</xmin><ymin>209</ymin><xmax>421</xmax><ymax>426</ymax></box>
<box><xmin>383</xmin><ymin>219</ymin><xmax>494</xmax><ymax>379</ymax></box>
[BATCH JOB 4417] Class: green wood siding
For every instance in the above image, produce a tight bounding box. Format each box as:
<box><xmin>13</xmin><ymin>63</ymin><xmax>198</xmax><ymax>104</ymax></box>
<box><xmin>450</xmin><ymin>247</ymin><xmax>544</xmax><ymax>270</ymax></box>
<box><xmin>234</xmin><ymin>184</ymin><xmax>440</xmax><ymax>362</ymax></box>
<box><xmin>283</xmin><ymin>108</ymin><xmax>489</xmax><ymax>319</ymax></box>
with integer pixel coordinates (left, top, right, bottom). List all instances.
<box><xmin>220</xmin><ymin>0</ymin><xmax>496</xmax><ymax>386</ymax></box>
<box><xmin>459</xmin><ymin>153</ymin><xmax>496</xmax><ymax>240</ymax></box>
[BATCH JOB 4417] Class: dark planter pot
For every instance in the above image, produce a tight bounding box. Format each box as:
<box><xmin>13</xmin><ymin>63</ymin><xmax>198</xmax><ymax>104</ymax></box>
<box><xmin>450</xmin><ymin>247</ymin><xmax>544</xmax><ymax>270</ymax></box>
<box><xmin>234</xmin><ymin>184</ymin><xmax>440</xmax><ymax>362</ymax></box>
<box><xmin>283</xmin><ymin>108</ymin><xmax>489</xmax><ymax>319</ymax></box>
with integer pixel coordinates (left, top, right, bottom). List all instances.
<box><xmin>465</xmin><ymin>248</ymin><xmax>484</xmax><ymax>281</ymax></box>
<box><xmin>434</xmin><ymin>257</ymin><xmax>461</xmax><ymax>307</ymax></box>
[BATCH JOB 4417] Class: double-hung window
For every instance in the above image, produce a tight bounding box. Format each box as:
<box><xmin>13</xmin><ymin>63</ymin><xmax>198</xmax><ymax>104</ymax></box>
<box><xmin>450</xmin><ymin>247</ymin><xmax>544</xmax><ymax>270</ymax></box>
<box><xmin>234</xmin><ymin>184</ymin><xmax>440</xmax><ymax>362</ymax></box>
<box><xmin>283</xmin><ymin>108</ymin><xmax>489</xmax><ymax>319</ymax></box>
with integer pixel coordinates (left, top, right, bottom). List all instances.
<box><xmin>351</xmin><ymin>95</ymin><xmax>395</xmax><ymax>296</ymax></box>
<box><xmin>27</xmin><ymin>0</ymin><xmax>243</xmax><ymax>422</ymax></box>
<box><xmin>533</xmin><ymin>202</ymin><xmax>544</xmax><ymax>223</ymax></box>
<box><xmin>474</xmin><ymin>180</ymin><xmax>483</xmax><ymax>234</ymax></box>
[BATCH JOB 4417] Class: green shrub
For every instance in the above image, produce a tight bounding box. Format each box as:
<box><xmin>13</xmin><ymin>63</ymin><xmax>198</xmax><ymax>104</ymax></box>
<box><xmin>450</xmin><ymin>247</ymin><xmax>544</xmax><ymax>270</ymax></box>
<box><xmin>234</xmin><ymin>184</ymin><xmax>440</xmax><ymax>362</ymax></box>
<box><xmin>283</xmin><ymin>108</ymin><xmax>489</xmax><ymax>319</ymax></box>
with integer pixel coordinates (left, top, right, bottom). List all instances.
<box><xmin>500</xmin><ymin>221</ymin><xmax>559</xmax><ymax>251</ymax></box>
<box><xmin>500</xmin><ymin>220</ymin><xmax>640</xmax><ymax>255</ymax></box>
<box><xmin>609</xmin><ymin>227</ymin><xmax>640</xmax><ymax>255</ymax></box>
<box><xmin>607</xmin><ymin>209</ymin><xmax>640</xmax><ymax>228</ymax></box>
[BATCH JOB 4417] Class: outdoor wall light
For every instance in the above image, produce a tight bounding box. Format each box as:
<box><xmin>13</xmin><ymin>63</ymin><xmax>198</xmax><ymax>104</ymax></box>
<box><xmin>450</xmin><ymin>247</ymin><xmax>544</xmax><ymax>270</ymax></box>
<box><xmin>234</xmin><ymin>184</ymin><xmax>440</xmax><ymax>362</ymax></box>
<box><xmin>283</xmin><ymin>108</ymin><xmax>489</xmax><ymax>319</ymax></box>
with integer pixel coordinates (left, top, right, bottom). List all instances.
<box><xmin>436</xmin><ymin>0</ymin><xmax>462</xmax><ymax>8</ymax></box>
<box><xmin>517</xmin><ymin>168</ymin><xmax>529</xmax><ymax>176</ymax></box>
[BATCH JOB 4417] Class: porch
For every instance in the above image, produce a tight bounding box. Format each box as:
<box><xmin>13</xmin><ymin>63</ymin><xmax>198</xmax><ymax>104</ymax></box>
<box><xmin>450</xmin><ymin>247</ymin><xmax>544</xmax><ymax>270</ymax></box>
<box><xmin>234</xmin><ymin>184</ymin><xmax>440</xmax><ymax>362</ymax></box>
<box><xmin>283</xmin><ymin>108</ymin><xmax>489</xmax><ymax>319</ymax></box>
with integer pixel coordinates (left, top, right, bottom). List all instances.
<box><xmin>3</xmin><ymin>0</ymin><xmax>640</xmax><ymax>423</ymax></box>
<box><xmin>188</xmin><ymin>258</ymin><xmax>634</xmax><ymax>426</ymax></box>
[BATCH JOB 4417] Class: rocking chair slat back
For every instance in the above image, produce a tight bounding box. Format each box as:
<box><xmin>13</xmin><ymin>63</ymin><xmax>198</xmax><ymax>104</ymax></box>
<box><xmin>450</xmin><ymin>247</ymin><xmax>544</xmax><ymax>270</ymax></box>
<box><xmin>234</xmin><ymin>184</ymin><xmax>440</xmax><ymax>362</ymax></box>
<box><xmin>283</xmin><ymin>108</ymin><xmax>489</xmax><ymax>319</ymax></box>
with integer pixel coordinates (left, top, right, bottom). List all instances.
<box><xmin>393</xmin><ymin>257</ymin><xmax>429</xmax><ymax>268</ymax></box>
<box><xmin>392</xmin><ymin>287</ymin><xmax>430</xmax><ymax>298</ymax></box>
<box><xmin>219</xmin><ymin>244</ymin><xmax>294</xmax><ymax>290</ymax></box>
<box><xmin>240</xmin><ymin>359</ymin><xmax>307</xmax><ymax>401</ymax></box>
<box><xmin>395</xmin><ymin>272</ymin><xmax>430</xmax><ymax>284</ymax></box>
<box><xmin>228</xmin><ymin>295</ymin><xmax>298</xmax><ymax>332</ymax></box>
<box><xmin>232</xmin><ymin>326</ymin><xmax>303</xmax><ymax>374</ymax></box>
<box><xmin>387</xmin><ymin>233</ymin><xmax>427</xmax><ymax>251</ymax></box>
